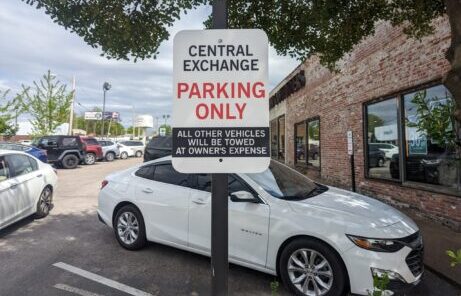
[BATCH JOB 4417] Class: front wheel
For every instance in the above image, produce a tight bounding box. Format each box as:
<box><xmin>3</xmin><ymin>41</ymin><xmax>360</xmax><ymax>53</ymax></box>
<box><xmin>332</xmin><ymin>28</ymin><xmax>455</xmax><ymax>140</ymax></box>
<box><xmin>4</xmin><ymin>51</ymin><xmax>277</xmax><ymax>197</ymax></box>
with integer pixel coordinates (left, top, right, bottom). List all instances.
<box><xmin>114</xmin><ymin>205</ymin><xmax>147</xmax><ymax>250</ymax></box>
<box><xmin>135</xmin><ymin>151</ymin><xmax>143</xmax><ymax>158</ymax></box>
<box><xmin>105</xmin><ymin>152</ymin><xmax>115</xmax><ymax>162</ymax></box>
<box><xmin>120</xmin><ymin>152</ymin><xmax>128</xmax><ymax>159</ymax></box>
<box><xmin>34</xmin><ymin>187</ymin><xmax>52</xmax><ymax>219</ymax></box>
<box><xmin>279</xmin><ymin>238</ymin><xmax>347</xmax><ymax>296</ymax></box>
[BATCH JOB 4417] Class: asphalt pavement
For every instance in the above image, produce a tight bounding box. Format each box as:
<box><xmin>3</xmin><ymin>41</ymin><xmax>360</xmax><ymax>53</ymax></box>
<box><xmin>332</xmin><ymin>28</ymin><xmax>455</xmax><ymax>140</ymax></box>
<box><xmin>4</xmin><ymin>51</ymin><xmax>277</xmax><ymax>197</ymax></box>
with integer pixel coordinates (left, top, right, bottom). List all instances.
<box><xmin>0</xmin><ymin>158</ymin><xmax>459</xmax><ymax>296</ymax></box>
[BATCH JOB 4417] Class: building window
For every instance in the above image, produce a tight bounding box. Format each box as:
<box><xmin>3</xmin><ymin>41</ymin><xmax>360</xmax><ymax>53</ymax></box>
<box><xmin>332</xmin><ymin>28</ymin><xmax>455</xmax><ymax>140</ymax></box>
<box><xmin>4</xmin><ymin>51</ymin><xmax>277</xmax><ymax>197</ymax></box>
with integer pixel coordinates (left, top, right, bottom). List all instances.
<box><xmin>307</xmin><ymin>119</ymin><xmax>320</xmax><ymax>167</ymax></box>
<box><xmin>295</xmin><ymin>122</ymin><xmax>306</xmax><ymax>164</ymax></box>
<box><xmin>278</xmin><ymin>116</ymin><xmax>285</xmax><ymax>161</ymax></box>
<box><xmin>364</xmin><ymin>83</ymin><xmax>459</xmax><ymax>194</ymax></box>
<box><xmin>365</xmin><ymin>98</ymin><xmax>399</xmax><ymax>180</ymax></box>
<box><xmin>403</xmin><ymin>85</ymin><xmax>458</xmax><ymax>192</ymax></box>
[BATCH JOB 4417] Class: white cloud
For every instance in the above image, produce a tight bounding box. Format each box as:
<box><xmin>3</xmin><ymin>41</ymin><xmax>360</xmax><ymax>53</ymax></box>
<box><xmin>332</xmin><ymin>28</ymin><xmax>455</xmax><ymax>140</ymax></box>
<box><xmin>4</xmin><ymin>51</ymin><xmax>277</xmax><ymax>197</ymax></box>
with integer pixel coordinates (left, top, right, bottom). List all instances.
<box><xmin>0</xmin><ymin>1</ymin><xmax>299</xmax><ymax>127</ymax></box>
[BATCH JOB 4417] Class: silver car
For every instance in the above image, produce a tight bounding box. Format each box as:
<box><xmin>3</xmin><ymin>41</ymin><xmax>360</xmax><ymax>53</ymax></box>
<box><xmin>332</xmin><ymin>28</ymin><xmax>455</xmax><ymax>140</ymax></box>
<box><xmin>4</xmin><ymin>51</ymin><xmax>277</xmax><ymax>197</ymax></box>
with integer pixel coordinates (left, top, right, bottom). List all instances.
<box><xmin>98</xmin><ymin>140</ymin><xmax>120</xmax><ymax>161</ymax></box>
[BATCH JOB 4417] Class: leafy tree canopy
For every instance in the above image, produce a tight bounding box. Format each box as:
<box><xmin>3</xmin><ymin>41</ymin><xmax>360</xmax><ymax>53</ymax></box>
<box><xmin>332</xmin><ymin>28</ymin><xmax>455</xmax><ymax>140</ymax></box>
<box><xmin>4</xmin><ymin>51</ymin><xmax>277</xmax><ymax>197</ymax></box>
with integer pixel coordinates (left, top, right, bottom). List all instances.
<box><xmin>23</xmin><ymin>0</ymin><xmax>445</xmax><ymax>68</ymax></box>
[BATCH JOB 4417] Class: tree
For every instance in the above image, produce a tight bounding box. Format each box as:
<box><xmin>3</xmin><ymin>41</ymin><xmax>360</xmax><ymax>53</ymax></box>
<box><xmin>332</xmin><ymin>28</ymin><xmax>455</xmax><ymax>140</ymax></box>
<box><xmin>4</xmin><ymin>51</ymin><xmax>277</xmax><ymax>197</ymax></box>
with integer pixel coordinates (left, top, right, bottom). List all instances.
<box><xmin>23</xmin><ymin>1</ymin><xmax>460</xmax><ymax>119</ymax></box>
<box><xmin>0</xmin><ymin>90</ymin><xmax>18</xmax><ymax>137</ymax></box>
<box><xmin>20</xmin><ymin>70</ymin><xmax>73</xmax><ymax>136</ymax></box>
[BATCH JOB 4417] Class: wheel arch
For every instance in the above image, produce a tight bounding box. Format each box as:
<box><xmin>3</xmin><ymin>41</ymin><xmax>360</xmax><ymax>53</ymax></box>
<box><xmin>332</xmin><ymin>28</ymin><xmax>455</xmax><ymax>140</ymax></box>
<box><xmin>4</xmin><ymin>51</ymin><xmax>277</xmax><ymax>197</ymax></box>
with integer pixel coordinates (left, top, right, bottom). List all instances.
<box><xmin>275</xmin><ymin>234</ymin><xmax>350</xmax><ymax>292</ymax></box>
<box><xmin>112</xmin><ymin>201</ymin><xmax>144</xmax><ymax>228</ymax></box>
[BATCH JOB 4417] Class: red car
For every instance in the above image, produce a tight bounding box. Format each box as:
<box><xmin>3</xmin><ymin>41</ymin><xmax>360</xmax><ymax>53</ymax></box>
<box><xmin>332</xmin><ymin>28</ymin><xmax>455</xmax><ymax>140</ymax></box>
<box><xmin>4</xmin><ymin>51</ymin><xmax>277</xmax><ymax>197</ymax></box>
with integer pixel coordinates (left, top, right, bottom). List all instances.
<box><xmin>79</xmin><ymin>136</ymin><xmax>103</xmax><ymax>165</ymax></box>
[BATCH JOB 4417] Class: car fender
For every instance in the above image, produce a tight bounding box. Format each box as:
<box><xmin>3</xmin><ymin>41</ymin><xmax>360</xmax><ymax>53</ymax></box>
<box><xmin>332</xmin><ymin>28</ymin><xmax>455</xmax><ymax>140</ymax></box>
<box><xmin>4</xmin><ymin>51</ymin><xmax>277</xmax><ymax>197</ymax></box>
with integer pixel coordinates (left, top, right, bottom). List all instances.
<box><xmin>58</xmin><ymin>150</ymin><xmax>83</xmax><ymax>161</ymax></box>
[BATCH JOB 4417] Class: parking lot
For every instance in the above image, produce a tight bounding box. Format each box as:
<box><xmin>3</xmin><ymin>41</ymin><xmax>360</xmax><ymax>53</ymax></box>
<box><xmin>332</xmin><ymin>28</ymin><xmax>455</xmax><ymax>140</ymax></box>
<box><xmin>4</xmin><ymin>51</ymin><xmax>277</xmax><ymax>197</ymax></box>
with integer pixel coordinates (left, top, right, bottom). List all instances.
<box><xmin>0</xmin><ymin>159</ymin><xmax>459</xmax><ymax>296</ymax></box>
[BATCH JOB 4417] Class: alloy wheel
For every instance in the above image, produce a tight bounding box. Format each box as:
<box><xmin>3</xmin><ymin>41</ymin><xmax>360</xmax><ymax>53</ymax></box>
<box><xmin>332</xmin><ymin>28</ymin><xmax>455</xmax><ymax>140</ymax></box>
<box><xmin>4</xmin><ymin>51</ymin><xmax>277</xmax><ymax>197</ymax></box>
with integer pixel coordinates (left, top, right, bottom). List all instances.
<box><xmin>117</xmin><ymin>212</ymin><xmax>139</xmax><ymax>245</ymax></box>
<box><xmin>39</xmin><ymin>188</ymin><xmax>52</xmax><ymax>214</ymax></box>
<box><xmin>287</xmin><ymin>248</ymin><xmax>333</xmax><ymax>296</ymax></box>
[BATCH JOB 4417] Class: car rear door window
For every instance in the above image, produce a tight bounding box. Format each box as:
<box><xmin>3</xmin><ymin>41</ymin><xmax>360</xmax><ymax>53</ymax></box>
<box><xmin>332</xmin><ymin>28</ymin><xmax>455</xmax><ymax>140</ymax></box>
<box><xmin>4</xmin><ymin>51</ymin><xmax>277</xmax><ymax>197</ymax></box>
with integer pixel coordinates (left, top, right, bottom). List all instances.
<box><xmin>153</xmin><ymin>164</ymin><xmax>189</xmax><ymax>187</ymax></box>
<box><xmin>6</xmin><ymin>154</ymin><xmax>36</xmax><ymax>177</ymax></box>
<box><xmin>40</xmin><ymin>137</ymin><xmax>58</xmax><ymax>147</ymax></box>
<box><xmin>61</xmin><ymin>137</ymin><xmax>78</xmax><ymax>147</ymax></box>
<box><xmin>0</xmin><ymin>156</ymin><xmax>10</xmax><ymax>182</ymax></box>
<box><xmin>192</xmin><ymin>174</ymin><xmax>250</xmax><ymax>194</ymax></box>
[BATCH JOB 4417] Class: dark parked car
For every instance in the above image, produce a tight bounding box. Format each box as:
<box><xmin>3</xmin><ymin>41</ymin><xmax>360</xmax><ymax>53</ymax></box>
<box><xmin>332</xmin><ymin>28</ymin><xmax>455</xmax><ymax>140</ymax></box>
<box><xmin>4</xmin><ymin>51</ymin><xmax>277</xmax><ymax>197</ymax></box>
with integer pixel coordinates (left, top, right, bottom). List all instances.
<box><xmin>389</xmin><ymin>152</ymin><xmax>453</xmax><ymax>184</ymax></box>
<box><xmin>33</xmin><ymin>135</ymin><xmax>85</xmax><ymax>169</ymax></box>
<box><xmin>0</xmin><ymin>142</ymin><xmax>48</xmax><ymax>163</ymax></box>
<box><xmin>143</xmin><ymin>136</ymin><xmax>172</xmax><ymax>162</ymax></box>
<box><xmin>368</xmin><ymin>144</ymin><xmax>386</xmax><ymax>167</ymax></box>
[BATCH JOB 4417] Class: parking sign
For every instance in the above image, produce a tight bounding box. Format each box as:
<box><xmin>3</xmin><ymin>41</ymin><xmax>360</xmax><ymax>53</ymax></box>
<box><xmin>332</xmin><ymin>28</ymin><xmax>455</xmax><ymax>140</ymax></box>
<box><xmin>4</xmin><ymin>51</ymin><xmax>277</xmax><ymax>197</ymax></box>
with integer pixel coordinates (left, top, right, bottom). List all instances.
<box><xmin>172</xmin><ymin>29</ymin><xmax>270</xmax><ymax>173</ymax></box>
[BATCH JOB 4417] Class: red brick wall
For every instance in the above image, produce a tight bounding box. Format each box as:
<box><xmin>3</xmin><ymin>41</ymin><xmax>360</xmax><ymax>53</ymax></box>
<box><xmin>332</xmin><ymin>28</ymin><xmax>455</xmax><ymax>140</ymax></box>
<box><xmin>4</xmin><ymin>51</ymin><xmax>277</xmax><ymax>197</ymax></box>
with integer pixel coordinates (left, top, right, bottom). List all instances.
<box><xmin>281</xmin><ymin>17</ymin><xmax>461</xmax><ymax>231</ymax></box>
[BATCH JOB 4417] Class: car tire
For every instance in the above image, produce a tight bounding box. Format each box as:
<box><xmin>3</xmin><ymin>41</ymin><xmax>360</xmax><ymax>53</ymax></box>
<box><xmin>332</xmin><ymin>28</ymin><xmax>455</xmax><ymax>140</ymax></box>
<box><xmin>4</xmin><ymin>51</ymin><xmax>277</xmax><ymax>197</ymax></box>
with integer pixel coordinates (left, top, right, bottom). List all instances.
<box><xmin>120</xmin><ymin>152</ymin><xmax>128</xmax><ymax>159</ymax></box>
<box><xmin>105</xmin><ymin>152</ymin><xmax>115</xmax><ymax>162</ymax></box>
<box><xmin>84</xmin><ymin>153</ymin><xmax>96</xmax><ymax>165</ymax></box>
<box><xmin>61</xmin><ymin>154</ymin><xmax>79</xmax><ymax>169</ymax></box>
<box><xmin>378</xmin><ymin>158</ymin><xmax>384</xmax><ymax>167</ymax></box>
<box><xmin>34</xmin><ymin>187</ymin><xmax>52</xmax><ymax>219</ymax></box>
<box><xmin>279</xmin><ymin>238</ymin><xmax>347</xmax><ymax>296</ymax></box>
<box><xmin>135</xmin><ymin>151</ymin><xmax>143</xmax><ymax>158</ymax></box>
<box><xmin>114</xmin><ymin>205</ymin><xmax>147</xmax><ymax>250</ymax></box>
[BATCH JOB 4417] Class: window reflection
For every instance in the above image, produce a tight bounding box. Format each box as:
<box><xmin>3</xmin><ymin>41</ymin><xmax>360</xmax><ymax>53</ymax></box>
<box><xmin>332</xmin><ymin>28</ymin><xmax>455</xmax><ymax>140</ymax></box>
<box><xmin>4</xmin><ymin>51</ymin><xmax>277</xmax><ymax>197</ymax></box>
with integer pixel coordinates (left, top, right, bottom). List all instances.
<box><xmin>278</xmin><ymin>116</ymin><xmax>285</xmax><ymax>161</ymax></box>
<box><xmin>307</xmin><ymin>119</ymin><xmax>320</xmax><ymax>167</ymax></box>
<box><xmin>366</xmin><ymin>98</ymin><xmax>399</xmax><ymax>180</ymax></box>
<box><xmin>295</xmin><ymin>123</ymin><xmax>306</xmax><ymax>164</ymax></box>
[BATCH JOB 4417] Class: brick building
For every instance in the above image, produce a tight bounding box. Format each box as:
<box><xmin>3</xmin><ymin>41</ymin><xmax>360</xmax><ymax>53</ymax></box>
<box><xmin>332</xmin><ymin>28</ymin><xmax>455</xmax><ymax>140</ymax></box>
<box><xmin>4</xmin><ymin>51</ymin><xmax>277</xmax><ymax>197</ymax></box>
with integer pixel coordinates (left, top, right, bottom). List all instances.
<box><xmin>269</xmin><ymin>17</ymin><xmax>461</xmax><ymax>232</ymax></box>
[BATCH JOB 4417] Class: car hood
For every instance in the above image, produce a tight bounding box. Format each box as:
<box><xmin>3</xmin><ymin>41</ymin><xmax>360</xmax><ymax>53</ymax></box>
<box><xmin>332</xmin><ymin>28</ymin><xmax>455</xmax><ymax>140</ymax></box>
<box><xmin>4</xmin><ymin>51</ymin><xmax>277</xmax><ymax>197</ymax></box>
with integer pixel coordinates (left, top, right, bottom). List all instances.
<box><xmin>289</xmin><ymin>186</ymin><xmax>418</xmax><ymax>232</ymax></box>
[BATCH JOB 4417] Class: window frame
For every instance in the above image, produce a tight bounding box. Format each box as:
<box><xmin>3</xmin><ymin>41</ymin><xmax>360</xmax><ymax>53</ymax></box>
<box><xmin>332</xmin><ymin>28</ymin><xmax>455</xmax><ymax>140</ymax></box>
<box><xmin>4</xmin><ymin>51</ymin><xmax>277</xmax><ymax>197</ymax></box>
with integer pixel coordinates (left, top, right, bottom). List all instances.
<box><xmin>362</xmin><ymin>80</ymin><xmax>461</xmax><ymax>196</ymax></box>
<box><xmin>294</xmin><ymin>117</ymin><xmax>321</xmax><ymax>171</ymax></box>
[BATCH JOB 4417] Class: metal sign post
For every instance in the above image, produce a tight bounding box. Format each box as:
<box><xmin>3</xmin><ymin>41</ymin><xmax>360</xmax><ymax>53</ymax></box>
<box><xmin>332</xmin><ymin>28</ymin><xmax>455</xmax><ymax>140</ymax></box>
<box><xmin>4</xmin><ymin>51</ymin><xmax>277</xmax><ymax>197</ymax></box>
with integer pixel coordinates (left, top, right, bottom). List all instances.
<box><xmin>211</xmin><ymin>2</ymin><xmax>228</xmax><ymax>295</ymax></box>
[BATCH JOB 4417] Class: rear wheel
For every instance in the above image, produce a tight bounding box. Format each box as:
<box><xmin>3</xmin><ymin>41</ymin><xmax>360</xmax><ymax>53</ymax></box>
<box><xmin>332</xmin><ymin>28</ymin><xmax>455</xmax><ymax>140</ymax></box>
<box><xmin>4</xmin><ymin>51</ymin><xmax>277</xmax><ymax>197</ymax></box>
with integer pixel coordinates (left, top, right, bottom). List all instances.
<box><xmin>120</xmin><ymin>152</ymin><xmax>128</xmax><ymax>159</ymax></box>
<box><xmin>61</xmin><ymin>154</ymin><xmax>79</xmax><ymax>169</ymax></box>
<box><xmin>34</xmin><ymin>187</ymin><xmax>52</xmax><ymax>219</ymax></box>
<box><xmin>84</xmin><ymin>153</ymin><xmax>96</xmax><ymax>165</ymax></box>
<box><xmin>114</xmin><ymin>205</ymin><xmax>146</xmax><ymax>250</ymax></box>
<box><xmin>279</xmin><ymin>238</ymin><xmax>347</xmax><ymax>296</ymax></box>
<box><xmin>105</xmin><ymin>152</ymin><xmax>115</xmax><ymax>162</ymax></box>
<box><xmin>135</xmin><ymin>151</ymin><xmax>143</xmax><ymax>158</ymax></box>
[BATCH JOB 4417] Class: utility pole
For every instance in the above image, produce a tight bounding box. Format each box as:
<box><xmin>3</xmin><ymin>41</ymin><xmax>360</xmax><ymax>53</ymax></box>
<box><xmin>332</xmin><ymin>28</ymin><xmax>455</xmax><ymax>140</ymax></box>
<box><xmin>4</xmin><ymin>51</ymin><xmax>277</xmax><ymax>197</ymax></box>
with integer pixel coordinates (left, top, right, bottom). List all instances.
<box><xmin>211</xmin><ymin>1</ymin><xmax>229</xmax><ymax>295</ymax></box>
<box><xmin>68</xmin><ymin>75</ymin><xmax>76</xmax><ymax>135</ymax></box>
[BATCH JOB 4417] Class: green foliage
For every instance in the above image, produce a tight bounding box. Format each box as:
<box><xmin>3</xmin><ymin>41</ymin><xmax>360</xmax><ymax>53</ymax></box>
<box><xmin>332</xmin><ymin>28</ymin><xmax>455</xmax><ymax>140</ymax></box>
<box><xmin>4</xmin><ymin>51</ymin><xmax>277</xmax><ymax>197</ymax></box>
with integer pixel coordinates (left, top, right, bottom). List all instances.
<box><xmin>73</xmin><ymin>113</ymin><xmax>125</xmax><ymax>137</ymax></box>
<box><xmin>23</xmin><ymin>0</ymin><xmax>445</xmax><ymax>69</ymax></box>
<box><xmin>406</xmin><ymin>90</ymin><xmax>456</xmax><ymax>149</ymax></box>
<box><xmin>20</xmin><ymin>70</ymin><xmax>73</xmax><ymax>136</ymax></box>
<box><xmin>368</xmin><ymin>273</ymin><xmax>390</xmax><ymax>296</ymax></box>
<box><xmin>270</xmin><ymin>279</ymin><xmax>279</xmax><ymax>296</ymax></box>
<box><xmin>446</xmin><ymin>249</ymin><xmax>461</xmax><ymax>267</ymax></box>
<box><xmin>126</xmin><ymin>126</ymin><xmax>142</xmax><ymax>137</ymax></box>
<box><xmin>159</xmin><ymin>124</ymin><xmax>172</xmax><ymax>135</ymax></box>
<box><xmin>0</xmin><ymin>90</ymin><xmax>19</xmax><ymax>137</ymax></box>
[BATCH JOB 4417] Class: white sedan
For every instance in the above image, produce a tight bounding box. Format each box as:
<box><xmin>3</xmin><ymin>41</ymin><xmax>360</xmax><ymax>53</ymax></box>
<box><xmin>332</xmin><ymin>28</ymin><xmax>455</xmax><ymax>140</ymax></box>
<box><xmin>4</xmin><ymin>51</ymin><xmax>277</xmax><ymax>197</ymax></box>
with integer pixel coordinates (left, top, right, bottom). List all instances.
<box><xmin>116</xmin><ymin>141</ymin><xmax>145</xmax><ymax>159</ymax></box>
<box><xmin>98</xmin><ymin>157</ymin><xmax>423</xmax><ymax>296</ymax></box>
<box><xmin>0</xmin><ymin>150</ymin><xmax>57</xmax><ymax>230</ymax></box>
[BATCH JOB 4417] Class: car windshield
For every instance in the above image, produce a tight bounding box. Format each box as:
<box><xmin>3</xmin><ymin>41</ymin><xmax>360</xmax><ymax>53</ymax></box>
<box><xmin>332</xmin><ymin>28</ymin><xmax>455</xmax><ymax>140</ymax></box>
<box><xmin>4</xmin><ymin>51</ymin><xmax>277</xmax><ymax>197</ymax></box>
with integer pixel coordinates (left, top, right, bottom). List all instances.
<box><xmin>247</xmin><ymin>160</ymin><xmax>323</xmax><ymax>200</ymax></box>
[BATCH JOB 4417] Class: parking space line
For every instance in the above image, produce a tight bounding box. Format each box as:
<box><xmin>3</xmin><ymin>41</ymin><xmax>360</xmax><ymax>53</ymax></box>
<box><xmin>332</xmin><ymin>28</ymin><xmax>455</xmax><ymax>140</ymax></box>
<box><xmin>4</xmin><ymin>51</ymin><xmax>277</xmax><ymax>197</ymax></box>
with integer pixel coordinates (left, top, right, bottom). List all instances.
<box><xmin>53</xmin><ymin>262</ymin><xmax>153</xmax><ymax>296</ymax></box>
<box><xmin>54</xmin><ymin>284</ymin><xmax>104</xmax><ymax>296</ymax></box>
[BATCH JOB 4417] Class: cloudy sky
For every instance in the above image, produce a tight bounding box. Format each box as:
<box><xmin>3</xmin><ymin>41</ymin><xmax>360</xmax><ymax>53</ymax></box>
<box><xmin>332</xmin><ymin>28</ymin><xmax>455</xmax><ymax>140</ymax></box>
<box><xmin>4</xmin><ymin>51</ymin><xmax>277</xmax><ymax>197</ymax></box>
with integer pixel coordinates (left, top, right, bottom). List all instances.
<box><xmin>0</xmin><ymin>1</ymin><xmax>299</xmax><ymax>129</ymax></box>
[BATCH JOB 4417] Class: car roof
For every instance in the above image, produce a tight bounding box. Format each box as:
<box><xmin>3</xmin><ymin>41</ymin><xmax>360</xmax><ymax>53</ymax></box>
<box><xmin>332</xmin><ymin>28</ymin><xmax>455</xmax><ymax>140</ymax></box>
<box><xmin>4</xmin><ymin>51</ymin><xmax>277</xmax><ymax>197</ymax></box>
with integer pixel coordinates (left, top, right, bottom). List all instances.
<box><xmin>0</xmin><ymin>149</ymin><xmax>30</xmax><ymax>156</ymax></box>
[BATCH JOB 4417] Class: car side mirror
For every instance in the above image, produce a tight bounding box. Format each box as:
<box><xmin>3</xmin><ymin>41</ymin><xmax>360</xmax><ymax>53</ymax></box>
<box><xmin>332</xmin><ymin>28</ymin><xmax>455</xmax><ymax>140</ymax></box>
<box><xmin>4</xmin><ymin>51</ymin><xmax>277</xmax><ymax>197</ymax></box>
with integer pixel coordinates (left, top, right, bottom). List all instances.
<box><xmin>230</xmin><ymin>191</ymin><xmax>259</xmax><ymax>203</ymax></box>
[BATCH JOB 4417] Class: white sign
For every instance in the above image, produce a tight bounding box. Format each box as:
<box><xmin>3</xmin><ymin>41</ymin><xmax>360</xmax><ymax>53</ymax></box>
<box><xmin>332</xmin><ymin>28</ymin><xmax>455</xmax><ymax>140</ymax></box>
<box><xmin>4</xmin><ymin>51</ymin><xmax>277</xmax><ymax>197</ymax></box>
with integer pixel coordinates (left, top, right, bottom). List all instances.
<box><xmin>159</xmin><ymin>127</ymin><xmax>166</xmax><ymax>136</ymax></box>
<box><xmin>84</xmin><ymin>112</ymin><xmax>102</xmax><ymax>120</ymax></box>
<box><xmin>172</xmin><ymin>29</ymin><xmax>270</xmax><ymax>173</ymax></box>
<box><xmin>347</xmin><ymin>131</ymin><xmax>354</xmax><ymax>156</ymax></box>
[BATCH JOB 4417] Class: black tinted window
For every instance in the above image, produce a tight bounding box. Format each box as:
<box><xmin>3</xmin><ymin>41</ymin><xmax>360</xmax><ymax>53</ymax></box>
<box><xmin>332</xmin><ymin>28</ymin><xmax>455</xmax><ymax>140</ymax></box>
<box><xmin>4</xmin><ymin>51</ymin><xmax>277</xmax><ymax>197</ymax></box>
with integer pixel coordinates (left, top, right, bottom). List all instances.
<box><xmin>228</xmin><ymin>175</ymin><xmax>248</xmax><ymax>194</ymax></box>
<box><xmin>135</xmin><ymin>165</ymin><xmax>154</xmax><ymax>180</ymax></box>
<box><xmin>148</xmin><ymin>137</ymin><xmax>172</xmax><ymax>149</ymax></box>
<box><xmin>40</xmin><ymin>137</ymin><xmax>58</xmax><ymax>147</ymax></box>
<box><xmin>196</xmin><ymin>174</ymin><xmax>212</xmax><ymax>192</ymax></box>
<box><xmin>192</xmin><ymin>174</ymin><xmax>249</xmax><ymax>194</ymax></box>
<box><xmin>153</xmin><ymin>164</ymin><xmax>189</xmax><ymax>187</ymax></box>
<box><xmin>62</xmin><ymin>137</ymin><xmax>78</xmax><ymax>147</ymax></box>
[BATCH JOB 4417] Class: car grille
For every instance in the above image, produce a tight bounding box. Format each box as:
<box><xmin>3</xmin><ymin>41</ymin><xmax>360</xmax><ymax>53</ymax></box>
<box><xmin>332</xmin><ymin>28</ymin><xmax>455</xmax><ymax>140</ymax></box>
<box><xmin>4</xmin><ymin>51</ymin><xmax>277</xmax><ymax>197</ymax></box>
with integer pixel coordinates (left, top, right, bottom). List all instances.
<box><xmin>404</xmin><ymin>232</ymin><xmax>424</xmax><ymax>277</ymax></box>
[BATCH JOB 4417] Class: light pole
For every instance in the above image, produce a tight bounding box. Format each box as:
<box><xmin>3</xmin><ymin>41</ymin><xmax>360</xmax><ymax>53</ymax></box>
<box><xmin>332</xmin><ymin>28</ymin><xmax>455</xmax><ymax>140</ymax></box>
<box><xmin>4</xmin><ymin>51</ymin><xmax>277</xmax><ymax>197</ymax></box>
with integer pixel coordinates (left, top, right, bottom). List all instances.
<box><xmin>101</xmin><ymin>82</ymin><xmax>111</xmax><ymax>137</ymax></box>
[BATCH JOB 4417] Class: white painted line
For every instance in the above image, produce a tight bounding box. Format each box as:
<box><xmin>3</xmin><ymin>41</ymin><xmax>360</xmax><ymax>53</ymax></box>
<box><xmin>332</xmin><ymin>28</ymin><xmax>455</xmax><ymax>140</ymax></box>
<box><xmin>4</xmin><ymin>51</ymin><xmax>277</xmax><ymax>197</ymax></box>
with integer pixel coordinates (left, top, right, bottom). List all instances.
<box><xmin>53</xmin><ymin>262</ymin><xmax>153</xmax><ymax>296</ymax></box>
<box><xmin>53</xmin><ymin>284</ymin><xmax>104</xmax><ymax>296</ymax></box>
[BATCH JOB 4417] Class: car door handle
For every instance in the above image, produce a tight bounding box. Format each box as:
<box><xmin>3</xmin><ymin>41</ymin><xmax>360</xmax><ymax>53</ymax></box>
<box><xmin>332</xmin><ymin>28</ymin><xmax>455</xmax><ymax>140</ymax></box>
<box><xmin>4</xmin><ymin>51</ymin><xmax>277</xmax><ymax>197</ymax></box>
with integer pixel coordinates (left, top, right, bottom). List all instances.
<box><xmin>192</xmin><ymin>198</ymin><xmax>207</xmax><ymax>205</ymax></box>
<box><xmin>36</xmin><ymin>174</ymin><xmax>43</xmax><ymax>178</ymax></box>
<box><xmin>9</xmin><ymin>183</ymin><xmax>18</xmax><ymax>190</ymax></box>
<box><xmin>142</xmin><ymin>188</ymin><xmax>153</xmax><ymax>193</ymax></box>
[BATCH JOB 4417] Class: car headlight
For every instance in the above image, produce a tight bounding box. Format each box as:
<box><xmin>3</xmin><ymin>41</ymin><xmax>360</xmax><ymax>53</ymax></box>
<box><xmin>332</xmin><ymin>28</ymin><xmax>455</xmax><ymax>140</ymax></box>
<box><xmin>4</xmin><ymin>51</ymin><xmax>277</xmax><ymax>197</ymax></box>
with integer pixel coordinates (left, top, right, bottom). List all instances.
<box><xmin>346</xmin><ymin>235</ymin><xmax>404</xmax><ymax>252</ymax></box>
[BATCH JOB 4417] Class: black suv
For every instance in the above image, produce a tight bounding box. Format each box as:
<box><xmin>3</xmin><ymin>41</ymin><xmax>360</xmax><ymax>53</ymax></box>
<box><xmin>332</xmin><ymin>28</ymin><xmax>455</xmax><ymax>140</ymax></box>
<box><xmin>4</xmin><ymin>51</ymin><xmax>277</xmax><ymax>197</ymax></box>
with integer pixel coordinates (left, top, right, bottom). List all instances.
<box><xmin>144</xmin><ymin>136</ymin><xmax>172</xmax><ymax>162</ymax></box>
<box><xmin>33</xmin><ymin>135</ymin><xmax>85</xmax><ymax>169</ymax></box>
